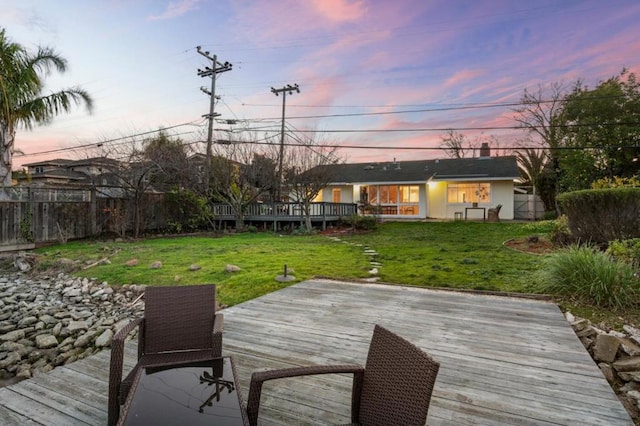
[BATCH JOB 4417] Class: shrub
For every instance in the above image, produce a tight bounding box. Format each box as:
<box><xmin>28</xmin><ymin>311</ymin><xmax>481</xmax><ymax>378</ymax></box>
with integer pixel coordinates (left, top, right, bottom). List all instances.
<box><xmin>292</xmin><ymin>225</ymin><xmax>316</xmax><ymax>236</ymax></box>
<box><xmin>606</xmin><ymin>238</ymin><xmax>640</xmax><ymax>267</ymax></box>
<box><xmin>533</xmin><ymin>245</ymin><xmax>639</xmax><ymax>310</ymax></box>
<box><xmin>341</xmin><ymin>214</ymin><xmax>377</xmax><ymax>230</ymax></box>
<box><xmin>548</xmin><ymin>216</ymin><xmax>572</xmax><ymax>247</ymax></box>
<box><xmin>557</xmin><ymin>188</ymin><xmax>640</xmax><ymax>244</ymax></box>
<box><xmin>244</xmin><ymin>225</ymin><xmax>258</xmax><ymax>233</ymax></box>
<box><xmin>164</xmin><ymin>190</ymin><xmax>214</xmax><ymax>232</ymax></box>
<box><xmin>591</xmin><ymin>176</ymin><xmax>640</xmax><ymax>188</ymax></box>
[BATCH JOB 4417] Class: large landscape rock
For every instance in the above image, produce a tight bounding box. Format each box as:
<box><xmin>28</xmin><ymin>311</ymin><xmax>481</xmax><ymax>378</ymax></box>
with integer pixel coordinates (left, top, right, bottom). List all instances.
<box><xmin>567</xmin><ymin>312</ymin><xmax>640</xmax><ymax>421</ymax></box>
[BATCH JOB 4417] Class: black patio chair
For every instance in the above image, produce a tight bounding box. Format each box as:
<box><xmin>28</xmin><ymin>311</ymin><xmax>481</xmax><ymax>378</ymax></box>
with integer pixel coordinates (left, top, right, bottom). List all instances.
<box><xmin>108</xmin><ymin>284</ymin><xmax>223</xmax><ymax>426</ymax></box>
<box><xmin>246</xmin><ymin>324</ymin><xmax>440</xmax><ymax>425</ymax></box>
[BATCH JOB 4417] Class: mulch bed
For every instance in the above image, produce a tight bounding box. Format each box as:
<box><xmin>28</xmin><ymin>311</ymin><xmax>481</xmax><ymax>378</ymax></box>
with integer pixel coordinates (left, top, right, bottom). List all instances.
<box><xmin>504</xmin><ymin>236</ymin><xmax>556</xmax><ymax>255</ymax></box>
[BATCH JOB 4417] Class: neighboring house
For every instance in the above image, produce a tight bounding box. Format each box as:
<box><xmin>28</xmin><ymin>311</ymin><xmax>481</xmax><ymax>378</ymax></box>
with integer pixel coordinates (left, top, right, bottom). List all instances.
<box><xmin>313</xmin><ymin>148</ymin><xmax>520</xmax><ymax>221</ymax></box>
<box><xmin>19</xmin><ymin>157</ymin><xmax>121</xmax><ymax>186</ymax></box>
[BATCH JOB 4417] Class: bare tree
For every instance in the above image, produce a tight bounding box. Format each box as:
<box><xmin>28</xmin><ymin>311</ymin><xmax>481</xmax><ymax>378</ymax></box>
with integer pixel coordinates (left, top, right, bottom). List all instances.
<box><xmin>209</xmin><ymin>133</ymin><xmax>277</xmax><ymax>231</ymax></box>
<box><xmin>98</xmin><ymin>141</ymin><xmax>155</xmax><ymax>238</ymax></box>
<box><xmin>283</xmin><ymin>132</ymin><xmax>344</xmax><ymax>231</ymax></box>
<box><xmin>513</xmin><ymin>82</ymin><xmax>568</xmax><ymax>212</ymax></box>
<box><xmin>93</xmin><ymin>131</ymin><xmax>191</xmax><ymax>237</ymax></box>
<box><xmin>440</xmin><ymin>130</ymin><xmax>474</xmax><ymax>158</ymax></box>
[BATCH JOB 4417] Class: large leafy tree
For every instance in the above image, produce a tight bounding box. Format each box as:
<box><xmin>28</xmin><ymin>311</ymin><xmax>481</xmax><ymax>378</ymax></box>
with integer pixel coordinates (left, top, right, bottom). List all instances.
<box><xmin>0</xmin><ymin>28</ymin><xmax>93</xmax><ymax>187</ymax></box>
<box><xmin>514</xmin><ymin>72</ymin><xmax>640</xmax><ymax>210</ymax></box>
<box><xmin>557</xmin><ymin>70</ymin><xmax>640</xmax><ymax>190</ymax></box>
<box><xmin>143</xmin><ymin>131</ymin><xmax>193</xmax><ymax>191</ymax></box>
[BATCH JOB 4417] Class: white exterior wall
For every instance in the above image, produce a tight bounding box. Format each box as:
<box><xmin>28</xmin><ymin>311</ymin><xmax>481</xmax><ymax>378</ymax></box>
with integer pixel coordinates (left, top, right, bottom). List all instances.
<box><xmin>321</xmin><ymin>185</ymin><xmax>354</xmax><ymax>203</ymax></box>
<box><xmin>427</xmin><ymin>182</ymin><xmax>447</xmax><ymax>218</ymax></box>
<box><xmin>489</xmin><ymin>181</ymin><xmax>514</xmax><ymax>220</ymax></box>
<box><xmin>428</xmin><ymin>180</ymin><xmax>514</xmax><ymax>220</ymax></box>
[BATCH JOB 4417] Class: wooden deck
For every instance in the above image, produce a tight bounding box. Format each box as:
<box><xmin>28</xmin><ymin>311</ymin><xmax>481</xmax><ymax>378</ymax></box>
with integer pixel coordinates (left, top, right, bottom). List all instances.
<box><xmin>0</xmin><ymin>279</ymin><xmax>632</xmax><ymax>425</ymax></box>
<box><xmin>211</xmin><ymin>201</ymin><xmax>358</xmax><ymax>230</ymax></box>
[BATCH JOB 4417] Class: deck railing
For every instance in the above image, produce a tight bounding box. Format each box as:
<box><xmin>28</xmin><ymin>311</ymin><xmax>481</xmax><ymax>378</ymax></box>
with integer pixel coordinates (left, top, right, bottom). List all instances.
<box><xmin>211</xmin><ymin>202</ymin><xmax>357</xmax><ymax>219</ymax></box>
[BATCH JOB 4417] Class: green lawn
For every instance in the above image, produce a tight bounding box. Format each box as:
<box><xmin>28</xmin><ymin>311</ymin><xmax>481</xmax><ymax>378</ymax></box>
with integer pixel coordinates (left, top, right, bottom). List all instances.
<box><xmin>339</xmin><ymin>221</ymin><xmax>553</xmax><ymax>292</ymax></box>
<box><xmin>34</xmin><ymin>221</ymin><xmax>554</xmax><ymax>307</ymax></box>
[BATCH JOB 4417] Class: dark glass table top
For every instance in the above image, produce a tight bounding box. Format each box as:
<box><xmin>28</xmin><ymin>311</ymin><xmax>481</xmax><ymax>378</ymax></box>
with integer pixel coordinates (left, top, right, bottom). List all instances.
<box><xmin>120</xmin><ymin>357</ymin><xmax>244</xmax><ymax>426</ymax></box>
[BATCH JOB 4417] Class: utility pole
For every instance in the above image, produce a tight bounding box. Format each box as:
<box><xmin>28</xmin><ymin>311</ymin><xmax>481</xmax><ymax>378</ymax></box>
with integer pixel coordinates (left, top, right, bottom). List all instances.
<box><xmin>271</xmin><ymin>83</ymin><xmax>300</xmax><ymax>201</ymax></box>
<box><xmin>197</xmin><ymin>46</ymin><xmax>232</xmax><ymax>193</ymax></box>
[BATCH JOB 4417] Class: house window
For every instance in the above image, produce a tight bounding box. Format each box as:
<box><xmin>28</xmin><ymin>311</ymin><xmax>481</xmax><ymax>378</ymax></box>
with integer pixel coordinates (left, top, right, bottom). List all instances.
<box><xmin>400</xmin><ymin>185</ymin><xmax>419</xmax><ymax>203</ymax></box>
<box><xmin>35</xmin><ymin>166</ymin><xmax>44</xmax><ymax>173</ymax></box>
<box><xmin>363</xmin><ymin>185</ymin><xmax>419</xmax><ymax>216</ymax></box>
<box><xmin>447</xmin><ymin>183</ymin><xmax>491</xmax><ymax>203</ymax></box>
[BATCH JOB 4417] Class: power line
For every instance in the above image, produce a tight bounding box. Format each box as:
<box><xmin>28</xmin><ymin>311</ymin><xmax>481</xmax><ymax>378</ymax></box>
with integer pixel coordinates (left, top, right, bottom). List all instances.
<box><xmin>15</xmin><ymin>122</ymin><xmax>203</xmax><ymax>159</ymax></box>
<box><xmin>239</xmin><ymin>121</ymin><xmax>640</xmax><ymax>134</ymax></box>
<box><xmin>240</xmin><ymin>94</ymin><xmax>631</xmax><ymax>121</ymax></box>
<box><xmin>232</xmin><ymin>139</ymin><xmax>640</xmax><ymax>152</ymax></box>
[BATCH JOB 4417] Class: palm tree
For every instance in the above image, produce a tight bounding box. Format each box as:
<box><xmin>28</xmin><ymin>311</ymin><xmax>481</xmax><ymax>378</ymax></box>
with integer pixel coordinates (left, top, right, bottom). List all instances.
<box><xmin>516</xmin><ymin>147</ymin><xmax>548</xmax><ymax>187</ymax></box>
<box><xmin>0</xmin><ymin>28</ymin><xmax>93</xmax><ymax>187</ymax></box>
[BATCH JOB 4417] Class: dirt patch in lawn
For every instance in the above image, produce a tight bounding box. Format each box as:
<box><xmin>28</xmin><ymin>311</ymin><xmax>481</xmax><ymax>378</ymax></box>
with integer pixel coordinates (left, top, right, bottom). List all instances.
<box><xmin>504</xmin><ymin>236</ymin><xmax>556</xmax><ymax>255</ymax></box>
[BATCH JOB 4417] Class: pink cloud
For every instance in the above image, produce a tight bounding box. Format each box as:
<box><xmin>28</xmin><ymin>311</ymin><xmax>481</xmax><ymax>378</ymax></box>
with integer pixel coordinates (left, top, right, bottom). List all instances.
<box><xmin>310</xmin><ymin>0</ymin><xmax>367</xmax><ymax>22</ymax></box>
<box><xmin>444</xmin><ymin>69</ymin><xmax>486</xmax><ymax>88</ymax></box>
<box><xmin>147</xmin><ymin>0</ymin><xmax>200</xmax><ymax>21</ymax></box>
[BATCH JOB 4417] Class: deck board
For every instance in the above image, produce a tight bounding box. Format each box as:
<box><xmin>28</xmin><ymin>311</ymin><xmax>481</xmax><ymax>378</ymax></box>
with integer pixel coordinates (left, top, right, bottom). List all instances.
<box><xmin>0</xmin><ymin>279</ymin><xmax>632</xmax><ymax>425</ymax></box>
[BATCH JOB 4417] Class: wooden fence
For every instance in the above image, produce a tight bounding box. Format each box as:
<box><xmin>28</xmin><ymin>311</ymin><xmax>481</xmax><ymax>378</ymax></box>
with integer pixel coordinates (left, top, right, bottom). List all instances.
<box><xmin>0</xmin><ymin>186</ymin><xmax>167</xmax><ymax>252</ymax></box>
<box><xmin>513</xmin><ymin>193</ymin><xmax>545</xmax><ymax>220</ymax></box>
<box><xmin>1</xmin><ymin>187</ymin><xmax>358</xmax><ymax>252</ymax></box>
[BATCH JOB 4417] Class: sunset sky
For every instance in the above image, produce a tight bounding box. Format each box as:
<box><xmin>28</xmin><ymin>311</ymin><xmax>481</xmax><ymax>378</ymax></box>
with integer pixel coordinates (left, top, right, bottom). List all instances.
<box><xmin>3</xmin><ymin>0</ymin><xmax>640</xmax><ymax>168</ymax></box>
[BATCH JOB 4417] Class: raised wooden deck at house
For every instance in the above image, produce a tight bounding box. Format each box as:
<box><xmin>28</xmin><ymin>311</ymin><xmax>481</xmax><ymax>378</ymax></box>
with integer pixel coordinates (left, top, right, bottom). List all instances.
<box><xmin>0</xmin><ymin>279</ymin><xmax>632</xmax><ymax>425</ymax></box>
<box><xmin>212</xmin><ymin>202</ymin><xmax>358</xmax><ymax>230</ymax></box>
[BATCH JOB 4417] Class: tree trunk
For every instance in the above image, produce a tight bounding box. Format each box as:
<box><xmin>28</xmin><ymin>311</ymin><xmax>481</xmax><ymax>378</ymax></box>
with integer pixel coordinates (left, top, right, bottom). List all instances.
<box><xmin>231</xmin><ymin>203</ymin><xmax>245</xmax><ymax>231</ymax></box>
<box><xmin>235</xmin><ymin>216</ymin><xmax>244</xmax><ymax>231</ymax></box>
<box><xmin>301</xmin><ymin>201</ymin><xmax>312</xmax><ymax>231</ymax></box>
<box><xmin>134</xmin><ymin>192</ymin><xmax>142</xmax><ymax>238</ymax></box>
<box><xmin>0</xmin><ymin>124</ymin><xmax>15</xmax><ymax>187</ymax></box>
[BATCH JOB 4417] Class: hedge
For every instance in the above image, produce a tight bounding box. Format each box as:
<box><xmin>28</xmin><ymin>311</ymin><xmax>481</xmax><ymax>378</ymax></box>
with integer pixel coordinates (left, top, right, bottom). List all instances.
<box><xmin>557</xmin><ymin>188</ymin><xmax>640</xmax><ymax>244</ymax></box>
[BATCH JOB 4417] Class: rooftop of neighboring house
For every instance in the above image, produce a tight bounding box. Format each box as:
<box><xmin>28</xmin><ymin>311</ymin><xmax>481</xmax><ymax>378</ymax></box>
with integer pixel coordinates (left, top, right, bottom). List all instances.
<box><xmin>22</xmin><ymin>159</ymin><xmax>75</xmax><ymax>168</ymax></box>
<box><xmin>23</xmin><ymin>157</ymin><xmax>120</xmax><ymax>169</ymax></box>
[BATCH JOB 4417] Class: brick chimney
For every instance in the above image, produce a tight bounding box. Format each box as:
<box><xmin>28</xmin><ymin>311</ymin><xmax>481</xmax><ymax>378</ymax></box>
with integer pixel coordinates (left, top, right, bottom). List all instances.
<box><xmin>479</xmin><ymin>142</ymin><xmax>491</xmax><ymax>158</ymax></box>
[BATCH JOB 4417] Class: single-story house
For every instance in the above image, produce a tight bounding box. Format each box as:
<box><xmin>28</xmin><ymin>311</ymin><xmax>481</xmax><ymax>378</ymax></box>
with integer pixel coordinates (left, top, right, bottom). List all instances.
<box><xmin>313</xmin><ymin>151</ymin><xmax>520</xmax><ymax>221</ymax></box>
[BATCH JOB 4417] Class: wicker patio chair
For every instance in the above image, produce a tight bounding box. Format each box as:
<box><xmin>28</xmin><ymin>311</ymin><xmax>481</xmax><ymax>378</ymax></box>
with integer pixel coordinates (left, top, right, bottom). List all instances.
<box><xmin>108</xmin><ymin>284</ymin><xmax>223</xmax><ymax>426</ymax></box>
<box><xmin>246</xmin><ymin>324</ymin><xmax>440</xmax><ymax>426</ymax></box>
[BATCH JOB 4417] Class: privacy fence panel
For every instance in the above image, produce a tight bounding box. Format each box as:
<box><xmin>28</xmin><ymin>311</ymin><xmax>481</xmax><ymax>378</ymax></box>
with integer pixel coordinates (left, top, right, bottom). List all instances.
<box><xmin>0</xmin><ymin>201</ymin><xmax>32</xmax><ymax>251</ymax></box>
<box><xmin>1</xmin><ymin>186</ymin><xmax>168</xmax><ymax>252</ymax></box>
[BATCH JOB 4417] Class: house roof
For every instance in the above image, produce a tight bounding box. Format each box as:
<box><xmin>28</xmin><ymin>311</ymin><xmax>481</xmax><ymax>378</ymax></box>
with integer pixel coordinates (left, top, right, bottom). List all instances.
<box><xmin>23</xmin><ymin>157</ymin><xmax>119</xmax><ymax>168</ymax></box>
<box><xmin>67</xmin><ymin>157</ymin><xmax>120</xmax><ymax>168</ymax></box>
<box><xmin>22</xmin><ymin>158</ymin><xmax>74</xmax><ymax>167</ymax></box>
<box><xmin>322</xmin><ymin>156</ymin><xmax>520</xmax><ymax>184</ymax></box>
